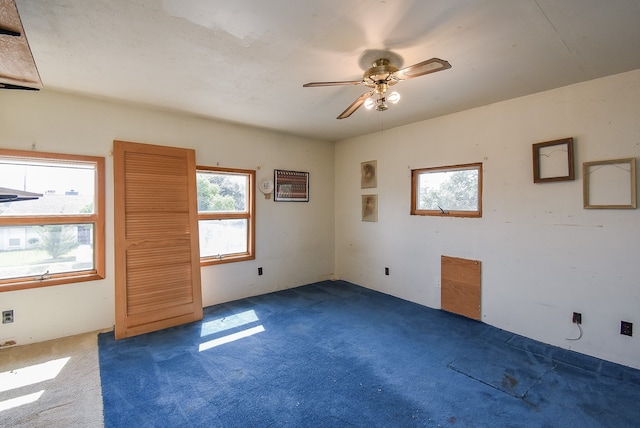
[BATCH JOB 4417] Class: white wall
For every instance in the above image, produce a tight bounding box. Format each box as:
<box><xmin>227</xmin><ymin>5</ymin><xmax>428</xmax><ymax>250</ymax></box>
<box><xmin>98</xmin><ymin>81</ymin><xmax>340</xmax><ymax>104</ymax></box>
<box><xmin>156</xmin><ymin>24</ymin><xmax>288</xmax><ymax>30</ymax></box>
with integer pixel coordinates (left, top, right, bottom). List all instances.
<box><xmin>2</xmin><ymin>71</ymin><xmax>639</xmax><ymax>370</ymax></box>
<box><xmin>335</xmin><ymin>70</ymin><xmax>640</xmax><ymax>369</ymax></box>
<box><xmin>0</xmin><ymin>90</ymin><xmax>335</xmax><ymax>346</ymax></box>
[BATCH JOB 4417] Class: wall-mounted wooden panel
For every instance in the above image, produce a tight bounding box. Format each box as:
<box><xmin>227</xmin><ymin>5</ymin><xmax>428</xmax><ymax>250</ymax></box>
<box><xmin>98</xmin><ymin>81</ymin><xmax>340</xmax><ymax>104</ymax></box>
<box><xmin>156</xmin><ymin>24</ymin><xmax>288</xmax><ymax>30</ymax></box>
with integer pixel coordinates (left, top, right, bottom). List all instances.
<box><xmin>441</xmin><ymin>255</ymin><xmax>481</xmax><ymax>320</ymax></box>
<box><xmin>114</xmin><ymin>140</ymin><xmax>202</xmax><ymax>339</ymax></box>
<box><xmin>0</xmin><ymin>0</ymin><xmax>42</xmax><ymax>89</ymax></box>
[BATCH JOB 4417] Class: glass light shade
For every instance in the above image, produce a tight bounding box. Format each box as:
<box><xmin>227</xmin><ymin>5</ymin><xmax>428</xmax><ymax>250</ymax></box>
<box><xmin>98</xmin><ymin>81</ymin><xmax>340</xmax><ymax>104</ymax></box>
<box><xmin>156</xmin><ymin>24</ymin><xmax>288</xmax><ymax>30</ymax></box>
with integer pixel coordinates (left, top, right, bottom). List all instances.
<box><xmin>364</xmin><ymin>97</ymin><xmax>375</xmax><ymax>110</ymax></box>
<box><xmin>388</xmin><ymin>91</ymin><xmax>400</xmax><ymax>104</ymax></box>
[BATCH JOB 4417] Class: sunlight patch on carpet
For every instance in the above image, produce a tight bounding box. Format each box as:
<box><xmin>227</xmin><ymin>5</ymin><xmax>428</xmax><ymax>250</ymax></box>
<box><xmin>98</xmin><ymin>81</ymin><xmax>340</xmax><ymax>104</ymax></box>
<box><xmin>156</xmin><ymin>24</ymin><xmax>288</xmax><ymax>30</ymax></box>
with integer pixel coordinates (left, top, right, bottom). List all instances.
<box><xmin>199</xmin><ymin>309</ymin><xmax>265</xmax><ymax>352</ymax></box>
<box><xmin>0</xmin><ymin>332</ymin><xmax>103</xmax><ymax>427</ymax></box>
<box><xmin>199</xmin><ymin>325</ymin><xmax>265</xmax><ymax>352</ymax></box>
<box><xmin>0</xmin><ymin>357</ymin><xmax>69</xmax><ymax>413</ymax></box>
<box><xmin>0</xmin><ymin>357</ymin><xmax>70</xmax><ymax>393</ymax></box>
<box><xmin>200</xmin><ymin>309</ymin><xmax>260</xmax><ymax>336</ymax></box>
<box><xmin>0</xmin><ymin>390</ymin><xmax>44</xmax><ymax>412</ymax></box>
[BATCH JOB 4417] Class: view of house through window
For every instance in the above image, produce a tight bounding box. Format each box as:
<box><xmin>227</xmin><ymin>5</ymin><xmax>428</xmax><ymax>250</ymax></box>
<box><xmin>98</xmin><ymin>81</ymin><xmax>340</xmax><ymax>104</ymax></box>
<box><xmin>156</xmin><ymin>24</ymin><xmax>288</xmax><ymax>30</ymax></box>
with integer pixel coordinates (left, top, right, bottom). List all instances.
<box><xmin>0</xmin><ymin>150</ymin><xmax>104</xmax><ymax>290</ymax></box>
<box><xmin>411</xmin><ymin>163</ymin><xmax>482</xmax><ymax>217</ymax></box>
<box><xmin>197</xmin><ymin>166</ymin><xmax>255</xmax><ymax>265</ymax></box>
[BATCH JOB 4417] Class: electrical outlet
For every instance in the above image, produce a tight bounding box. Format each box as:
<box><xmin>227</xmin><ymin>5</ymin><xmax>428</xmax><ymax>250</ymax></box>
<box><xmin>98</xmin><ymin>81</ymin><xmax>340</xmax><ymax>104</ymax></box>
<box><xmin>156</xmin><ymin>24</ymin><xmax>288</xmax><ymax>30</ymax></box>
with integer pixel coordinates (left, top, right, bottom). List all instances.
<box><xmin>2</xmin><ymin>310</ymin><xmax>13</xmax><ymax>324</ymax></box>
<box><xmin>384</xmin><ymin>267</ymin><xmax>389</xmax><ymax>276</ymax></box>
<box><xmin>572</xmin><ymin>312</ymin><xmax>582</xmax><ymax>324</ymax></box>
<box><xmin>621</xmin><ymin>321</ymin><xmax>633</xmax><ymax>337</ymax></box>
<box><xmin>258</xmin><ymin>267</ymin><xmax>263</xmax><ymax>276</ymax></box>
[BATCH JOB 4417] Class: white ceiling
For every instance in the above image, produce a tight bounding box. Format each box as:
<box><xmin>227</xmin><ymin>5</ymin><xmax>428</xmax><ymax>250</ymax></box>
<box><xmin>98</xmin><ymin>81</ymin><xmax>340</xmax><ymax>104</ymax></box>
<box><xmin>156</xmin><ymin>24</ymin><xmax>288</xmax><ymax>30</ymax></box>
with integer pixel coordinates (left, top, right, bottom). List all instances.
<box><xmin>12</xmin><ymin>0</ymin><xmax>640</xmax><ymax>142</ymax></box>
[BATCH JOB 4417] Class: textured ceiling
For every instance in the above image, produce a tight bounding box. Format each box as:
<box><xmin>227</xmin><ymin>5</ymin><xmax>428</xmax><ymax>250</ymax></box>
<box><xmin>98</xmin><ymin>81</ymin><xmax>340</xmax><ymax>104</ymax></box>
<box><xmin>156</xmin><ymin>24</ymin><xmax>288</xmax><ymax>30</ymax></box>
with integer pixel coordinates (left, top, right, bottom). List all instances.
<box><xmin>9</xmin><ymin>0</ymin><xmax>640</xmax><ymax>141</ymax></box>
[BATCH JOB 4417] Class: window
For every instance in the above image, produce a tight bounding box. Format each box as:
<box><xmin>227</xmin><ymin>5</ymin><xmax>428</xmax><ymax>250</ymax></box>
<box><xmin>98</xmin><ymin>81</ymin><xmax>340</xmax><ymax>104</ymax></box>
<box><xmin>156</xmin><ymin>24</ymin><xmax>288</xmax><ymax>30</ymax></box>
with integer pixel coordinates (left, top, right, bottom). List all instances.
<box><xmin>196</xmin><ymin>166</ymin><xmax>255</xmax><ymax>265</ymax></box>
<box><xmin>0</xmin><ymin>149</ymin><xmax>105</xmax><ymax>291</ymax></box>
<box><xmin>411</xmin><ymin>163</ymin><xmax>482</xmax><ymax>218</ymax></box>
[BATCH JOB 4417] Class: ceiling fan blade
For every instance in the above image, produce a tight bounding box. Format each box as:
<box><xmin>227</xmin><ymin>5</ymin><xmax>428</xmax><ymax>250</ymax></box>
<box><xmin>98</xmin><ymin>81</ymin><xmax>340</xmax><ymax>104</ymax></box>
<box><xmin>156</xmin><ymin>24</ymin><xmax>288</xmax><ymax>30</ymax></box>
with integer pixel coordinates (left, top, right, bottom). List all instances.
<box><xmin>395</xmin><ymin>58</ymin><xmax>451</xmax><ymax>80</ymax></box>
<box><xmin>0</xmin><ymin>27</ymin><xmax>21</xmax><ymax>37</ymax></box>
<box><xmin>337</xmin><ymin>91</ymin><xmax>374</xmax><ymax>120</ymax></box>
<box><xmin>0</xmin><ymin>82</ymin><xmax>40</xmax><ymax>91</ymax></box>
<box><xmin>303</xmin><ymin>80</ymin><xmax>362</xmax><ymax>88</ymax></box>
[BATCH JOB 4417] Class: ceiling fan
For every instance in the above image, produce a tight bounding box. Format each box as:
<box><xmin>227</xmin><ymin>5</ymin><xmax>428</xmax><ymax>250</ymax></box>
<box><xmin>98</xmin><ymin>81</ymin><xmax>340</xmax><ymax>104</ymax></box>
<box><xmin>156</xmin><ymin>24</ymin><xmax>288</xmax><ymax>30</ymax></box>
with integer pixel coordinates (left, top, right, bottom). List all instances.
<box><xmin>303</xmin><ymin>56</ymin><xmax>451</xmax><ymax>119</ymax></box>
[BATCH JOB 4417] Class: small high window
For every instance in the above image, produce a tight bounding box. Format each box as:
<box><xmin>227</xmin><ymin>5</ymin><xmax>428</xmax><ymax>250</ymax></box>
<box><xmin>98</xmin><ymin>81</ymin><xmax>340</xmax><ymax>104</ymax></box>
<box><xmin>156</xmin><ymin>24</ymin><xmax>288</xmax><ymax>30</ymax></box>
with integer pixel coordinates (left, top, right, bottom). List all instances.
<box><xmin>411</xmin><ymin>163</ymin><xmax>482</xmax><ymax>218</ymax></box>
<box><xmin>196</xmin><ymin>166</ymin><xmax>255</xmax><ymax>265</ymax></box>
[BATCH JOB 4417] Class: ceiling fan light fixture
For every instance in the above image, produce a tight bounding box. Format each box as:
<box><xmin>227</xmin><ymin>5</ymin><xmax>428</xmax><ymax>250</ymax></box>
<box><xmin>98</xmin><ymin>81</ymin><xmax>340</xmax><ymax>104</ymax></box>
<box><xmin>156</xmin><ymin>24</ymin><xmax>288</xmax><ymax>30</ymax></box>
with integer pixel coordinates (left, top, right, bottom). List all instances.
<box><xmin>376</xmin><ymin>102</ymin><xmax>388</xmax><ymax>112</ymax></box>
<box><xmin>364</xmin><ymin>97</ymin><xmax>376</xmax><ymax>110</ymax></box>
<box><xmin>388</xmin><ymin>91</ymin><xmax>400</xmax><ymax>104</ymax></box>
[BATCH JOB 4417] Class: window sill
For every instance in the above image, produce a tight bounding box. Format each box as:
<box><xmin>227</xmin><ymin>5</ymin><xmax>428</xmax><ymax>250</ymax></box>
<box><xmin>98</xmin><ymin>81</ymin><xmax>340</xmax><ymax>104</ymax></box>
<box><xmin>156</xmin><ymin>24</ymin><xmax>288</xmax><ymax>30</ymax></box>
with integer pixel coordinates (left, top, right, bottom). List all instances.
<box><xmin>0</xmin><ymin>272</ymin><xmax>105</xmax><ymax>292</ymax></box>
<box><xmin>411</xmin><ymin>210</ymin><xmax>482</xmax><ymax>218</ymax></box>
<box><xmin>200</xmin><ymin>254</ymin><xmax>255</xmax><ymax>266</ymax></box>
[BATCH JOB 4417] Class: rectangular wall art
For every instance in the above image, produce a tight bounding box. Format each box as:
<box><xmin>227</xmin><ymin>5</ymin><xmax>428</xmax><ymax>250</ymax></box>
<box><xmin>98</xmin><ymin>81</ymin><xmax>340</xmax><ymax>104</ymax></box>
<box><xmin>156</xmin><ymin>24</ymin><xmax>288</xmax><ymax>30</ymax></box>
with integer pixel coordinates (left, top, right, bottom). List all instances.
<box><xmin>361</xmin><ymin>160</ymin><xmax>377</xmax><ymax>189</ymax></box>
<box><xmin>532</xmin><ymin>137</ymin><xmax>575</xmax><ymax>183</ymax></box>
<box><xmin>583</xmin><ymin>158</ymin><xmax>636</xmax><ymax>209</ymax></box>
<box><xmin>362</xmin><ymin>194</ymin><xmax>378</xmax><ymax>222</ymax></box>
<box><xmin>274</xmin><ymin>169</ymin><xmax>309</xmax><ymax>202</ymax></box>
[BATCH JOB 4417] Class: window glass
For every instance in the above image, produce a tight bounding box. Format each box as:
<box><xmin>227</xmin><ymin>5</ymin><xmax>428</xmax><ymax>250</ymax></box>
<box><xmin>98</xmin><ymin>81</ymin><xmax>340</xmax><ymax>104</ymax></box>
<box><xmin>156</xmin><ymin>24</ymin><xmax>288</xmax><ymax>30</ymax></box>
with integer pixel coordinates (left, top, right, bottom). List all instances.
<box><xmin>197</xmin><ymin>173</ymin><xmax>247</xmax><ymax>213</ymax></box>
<box><xmin>0</xmin><ymin>224</ymin><xmax>94</xmax><ymax>280</ymax></box>
<box><xmin>411</xmin><ymin>163</ymin><xmax>482</xmax><ymax>217</ymax></box>
<box><xmin>196</xmin><ymin>167</ymin><xmax>255</xmax><ymax>265</ymax></box>
<box><xmin>0</xmin><ymin>159</ymin><xmax>95</xmax><ymax>215</ymax></box>
<box><xmin>0</xmin><ymin>150</ymin><xmax>104</xmax><ymax>291</ymax></box>
<box><xmin>199</xmin><ymin>219</ymin><xmax>248</xmax><ymax>257</ymax></box>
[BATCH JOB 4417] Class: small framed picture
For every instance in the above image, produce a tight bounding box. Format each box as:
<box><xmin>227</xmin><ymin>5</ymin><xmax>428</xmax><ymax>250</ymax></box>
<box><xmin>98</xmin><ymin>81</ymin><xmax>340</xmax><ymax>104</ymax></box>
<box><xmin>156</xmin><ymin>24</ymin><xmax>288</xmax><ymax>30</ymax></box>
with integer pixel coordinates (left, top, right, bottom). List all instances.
<box><xmin>361</xmin><ymin>160</ymin><xmax>377</xmax><ymax>189</ymax></box>
<box><xmin>583</xmin><ymin>158</ymin><xmax>636</xmax><ymax>209</ymax></box>
<box><xmin>532</xmin><ymin>138</ymin><xmax>575</xmax><ymax>183</ymax></box>
<box><xmin>274</xmin><ymin>169</ymin><xmax>309</xmax><ymax>202</ymax></box>
<box><xmin>362</xmin><ymin>194</ymin><xmax>378</xmax><ymax>222</ymax></box>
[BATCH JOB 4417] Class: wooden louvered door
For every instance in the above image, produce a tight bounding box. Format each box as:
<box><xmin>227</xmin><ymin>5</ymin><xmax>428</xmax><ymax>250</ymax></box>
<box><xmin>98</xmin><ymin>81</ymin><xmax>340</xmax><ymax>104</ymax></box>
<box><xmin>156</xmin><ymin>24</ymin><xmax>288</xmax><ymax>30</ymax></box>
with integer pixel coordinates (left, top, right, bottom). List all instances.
<box><xmin>113</xmin><ymin>140</ymin><xmax>202</xmax><ymax>339</ymax></box>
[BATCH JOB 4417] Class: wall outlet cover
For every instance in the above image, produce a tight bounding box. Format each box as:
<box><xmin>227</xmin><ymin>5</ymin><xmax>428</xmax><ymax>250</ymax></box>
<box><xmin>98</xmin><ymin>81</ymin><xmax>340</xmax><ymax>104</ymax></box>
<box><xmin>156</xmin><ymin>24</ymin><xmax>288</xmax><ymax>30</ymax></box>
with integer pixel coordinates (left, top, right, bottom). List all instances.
<box><xmin>621</xmin><ymin>321</ymin><xmax>633</xmax><ymax>336</ymax></box>
<box><xmin>2</xmin><ymin>310</ymin><xmax>14</xmax><ymax>324</ymax></box>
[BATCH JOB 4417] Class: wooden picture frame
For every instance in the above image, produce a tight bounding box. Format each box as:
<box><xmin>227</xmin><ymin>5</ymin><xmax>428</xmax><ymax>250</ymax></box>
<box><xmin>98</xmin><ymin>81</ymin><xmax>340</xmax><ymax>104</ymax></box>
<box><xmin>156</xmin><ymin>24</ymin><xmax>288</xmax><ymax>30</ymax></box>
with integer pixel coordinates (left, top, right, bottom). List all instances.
<box><xmin>274</xmin><ymin>169</ymin><xmax>309</xmax><ymax>202</ymax></box>
<box><xmin>361</xmin><ymin>160</ymin><xmax>377</xmax><ymax>189</ymax></box>
<box><xmin>532</xmin><ymin>138</ymin><xmax>575</xmax><ymax>183</ymax></box>
<box><xmin>362</xmin><ymin>194</ymin><xmax>378</xmax><ymax>222</ymax></box>
<box><xmin>583</xmin><ymin>158</ymin><xmax>636</xmax><ymax>209</ymax></box>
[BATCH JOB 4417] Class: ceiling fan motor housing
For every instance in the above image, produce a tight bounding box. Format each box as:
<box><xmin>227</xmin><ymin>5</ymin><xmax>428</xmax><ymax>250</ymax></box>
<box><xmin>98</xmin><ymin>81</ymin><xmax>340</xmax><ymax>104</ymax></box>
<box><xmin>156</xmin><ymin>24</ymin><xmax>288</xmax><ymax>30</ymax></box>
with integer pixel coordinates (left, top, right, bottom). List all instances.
<box><xmin>364</xmin><ymin>58</ymin><xmax>399</xmax><ymax>92</ymax></box>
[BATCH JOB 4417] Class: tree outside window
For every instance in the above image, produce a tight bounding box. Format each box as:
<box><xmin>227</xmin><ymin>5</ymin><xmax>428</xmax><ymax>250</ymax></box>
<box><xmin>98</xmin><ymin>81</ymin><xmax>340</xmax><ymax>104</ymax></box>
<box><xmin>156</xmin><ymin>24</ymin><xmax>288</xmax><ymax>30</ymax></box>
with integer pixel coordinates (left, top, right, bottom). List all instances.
<box><xmin>196</xmin><ymin>166</ymin><xmax>255</xmax><ymax>265</ymax></box>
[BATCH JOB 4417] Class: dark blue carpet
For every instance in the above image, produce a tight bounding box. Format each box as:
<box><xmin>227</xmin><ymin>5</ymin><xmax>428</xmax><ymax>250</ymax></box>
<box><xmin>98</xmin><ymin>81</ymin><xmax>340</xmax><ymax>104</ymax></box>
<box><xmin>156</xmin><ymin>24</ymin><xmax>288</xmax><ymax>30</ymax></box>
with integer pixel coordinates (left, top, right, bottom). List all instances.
<box><xmin>98</xmin><ymin>281</ymin><xmax>640</xmax><ymax>427</ymax></box>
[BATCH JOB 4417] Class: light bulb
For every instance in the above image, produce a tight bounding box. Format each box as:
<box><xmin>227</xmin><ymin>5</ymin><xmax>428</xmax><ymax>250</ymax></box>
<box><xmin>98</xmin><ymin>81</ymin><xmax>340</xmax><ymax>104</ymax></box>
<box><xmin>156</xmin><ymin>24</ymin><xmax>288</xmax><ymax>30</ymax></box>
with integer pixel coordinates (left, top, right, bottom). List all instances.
<box><xmin>388</xmin><ymin>91</ymin><xmax>400</xmax><ymax>104</ymax></box>
<box><xmin>364</xmin><ymin>97</ymin><xmax>375</xmax><ymax>110</ymax></box>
